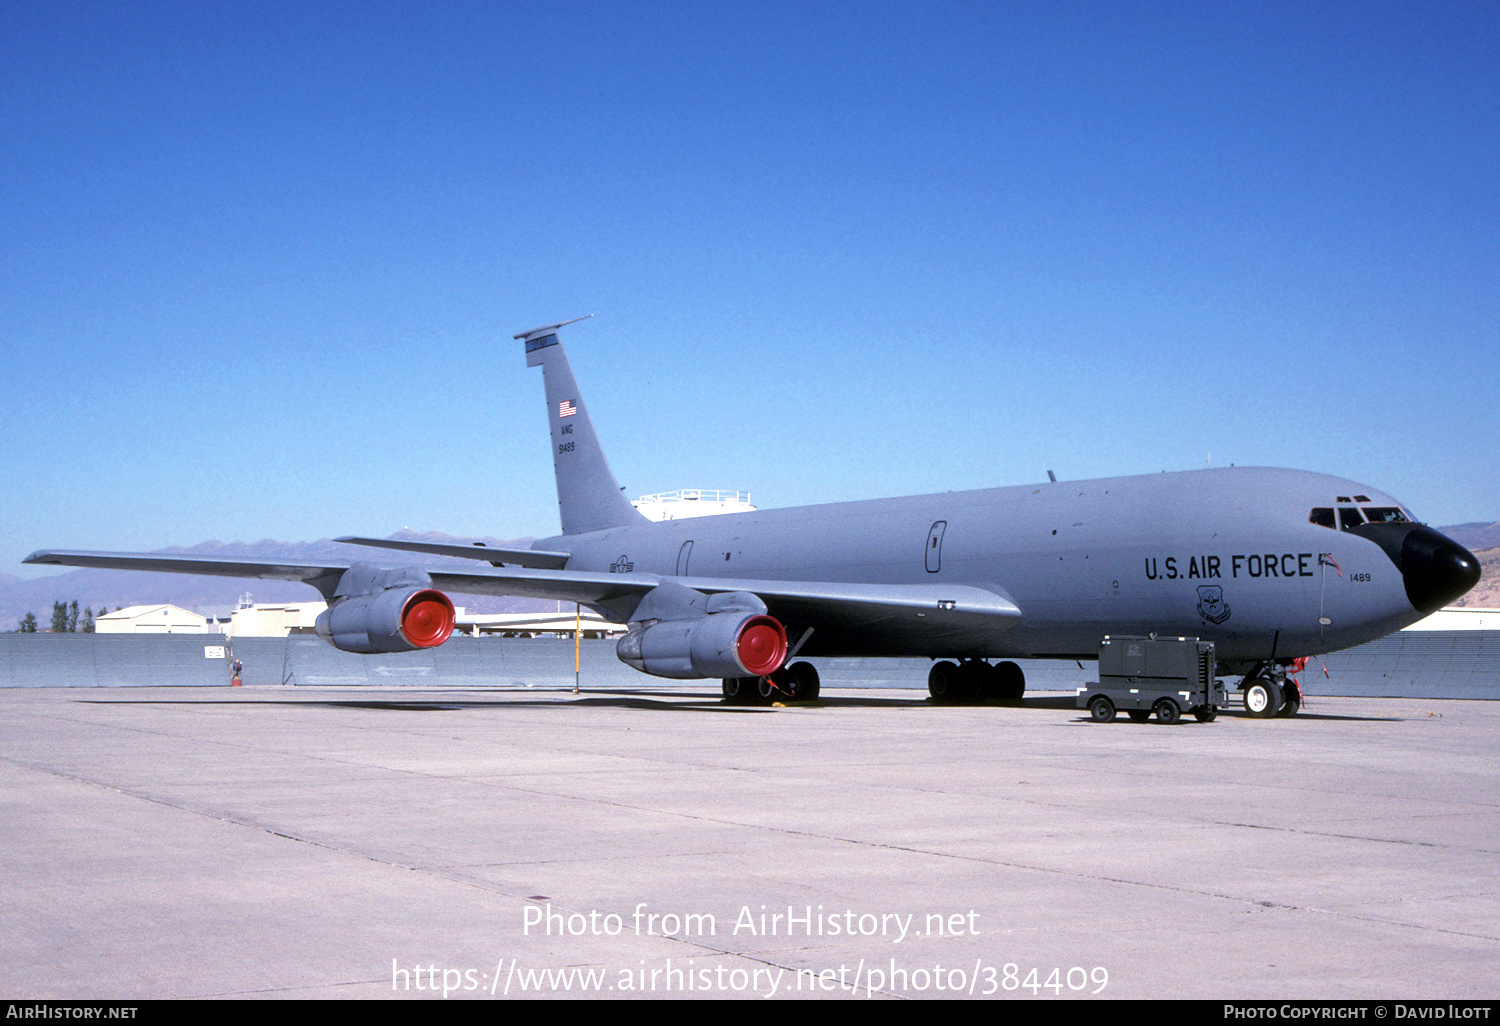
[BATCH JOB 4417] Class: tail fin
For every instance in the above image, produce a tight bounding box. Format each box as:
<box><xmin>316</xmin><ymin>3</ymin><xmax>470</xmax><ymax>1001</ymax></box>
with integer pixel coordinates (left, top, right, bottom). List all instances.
<box><xmin>517</xmin><ymin>317</ymin><xmax>646</xmax><ymax>535</ymax></box>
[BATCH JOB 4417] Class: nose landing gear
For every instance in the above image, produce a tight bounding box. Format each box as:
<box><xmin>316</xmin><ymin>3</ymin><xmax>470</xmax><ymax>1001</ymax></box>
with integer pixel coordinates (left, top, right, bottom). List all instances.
<box><xmin>1240</xmin><ymin>662</ymin><xmax>1302</xmax><ymax>718</ymax></box>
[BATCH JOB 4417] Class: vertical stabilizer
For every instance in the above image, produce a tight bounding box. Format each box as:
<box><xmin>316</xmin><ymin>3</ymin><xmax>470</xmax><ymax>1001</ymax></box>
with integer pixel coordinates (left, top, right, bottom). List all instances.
<box><xmin>517</xmin><ymin>317</ymin><xmax>646</xmax><ymax>535</ymax></box>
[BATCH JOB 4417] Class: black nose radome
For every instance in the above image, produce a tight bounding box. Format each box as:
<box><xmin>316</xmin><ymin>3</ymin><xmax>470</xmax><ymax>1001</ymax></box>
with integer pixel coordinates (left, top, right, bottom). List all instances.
<box><xmin>1350</xmin><ymin>523</ymin><xmax>1482</xmax><ymax>614</ymax></box>
<box><xmin>1401</xmin><ymin>526</ymin><xmax>1482</xmax><ymax>614</ymax></box>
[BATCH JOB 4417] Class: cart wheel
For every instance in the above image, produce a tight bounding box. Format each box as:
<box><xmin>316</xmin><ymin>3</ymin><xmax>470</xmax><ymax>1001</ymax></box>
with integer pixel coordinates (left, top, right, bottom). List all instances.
<box><xmin>1154</xmin><ymin>698</ymin><xmax>1181</xmax><ymax>724</ymax></box>
<box><xmin>1089</xmin><ymin>695</ymin><xmax>1115</xmax><ymax>723</ymax></box>
<box><xmin>1194</xmin><ymin>705</ymin><xmax>1218</xmax><ymax>723</ymax></box>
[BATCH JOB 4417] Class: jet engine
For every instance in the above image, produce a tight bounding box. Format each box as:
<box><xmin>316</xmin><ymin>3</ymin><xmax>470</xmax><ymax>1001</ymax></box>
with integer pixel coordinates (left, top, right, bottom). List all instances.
<box><xmin>314</xmin><ymin>564</ymin><xmax>456</xmax><ymax>654</ymax></box>
<box><xmin>616</xmin><ymin>582</ymin><xmax>787</xmax><ymax>679</ymax></box>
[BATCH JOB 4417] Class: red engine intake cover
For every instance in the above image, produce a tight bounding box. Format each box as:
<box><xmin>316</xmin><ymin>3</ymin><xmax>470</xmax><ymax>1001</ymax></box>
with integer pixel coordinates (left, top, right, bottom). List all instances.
<box><xmin>400</xmin><ymin>589</ymin><xmax>456</xmax><ymax>648</ymax></box>
<box><xmin>736</xmin><ymin>614</ymin><xmax>787</xmax><ymax>677</ymax></box>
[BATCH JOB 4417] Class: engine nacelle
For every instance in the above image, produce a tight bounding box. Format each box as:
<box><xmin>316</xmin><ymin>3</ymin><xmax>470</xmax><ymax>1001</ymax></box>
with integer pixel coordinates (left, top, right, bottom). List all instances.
<box><xmin>617</xmin><ymin>610</ymin><xmax>788</xmax><ymax>680</ymax></box>
<box><xmin>314</xmin><ymin>564</ymin><xmax>456</xmax><ymax>654</ymax></box>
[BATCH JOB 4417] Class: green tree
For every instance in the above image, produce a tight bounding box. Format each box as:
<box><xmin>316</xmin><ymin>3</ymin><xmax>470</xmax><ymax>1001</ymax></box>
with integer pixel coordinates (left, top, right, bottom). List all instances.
<box><xmin>19</xmin><ymin>613</ymin><xmax>38</xmax><ymax>633</ymax></box>
<box><xmin>50</xmin><ymin>601</ymin><xmax>68</xmax><ymax>633</ymax></box>
<box><xmin>68</xmin><ymin>600</ymin><xmax>79</xmax><ymax>633</ymax></box>
<box><xmin>81</xmin><ymin>607</ymin><xmax>95</xmax><ymax>633</ymax></box>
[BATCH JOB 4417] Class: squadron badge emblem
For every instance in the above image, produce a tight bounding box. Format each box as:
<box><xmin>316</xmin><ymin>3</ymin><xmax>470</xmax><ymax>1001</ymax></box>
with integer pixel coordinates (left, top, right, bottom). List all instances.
<box><xmin>1196</xmin><ymin>585</ymin><xmax>1231</xmax><ymax>624</ymax></box>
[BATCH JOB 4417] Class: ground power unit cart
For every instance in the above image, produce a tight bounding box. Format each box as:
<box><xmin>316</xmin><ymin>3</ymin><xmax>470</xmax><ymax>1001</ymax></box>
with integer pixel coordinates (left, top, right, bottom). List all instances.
<box><xmin>1077</xmin><ymin>636</ymin><xmax>1224</xmax><ymax>724</ymax></box>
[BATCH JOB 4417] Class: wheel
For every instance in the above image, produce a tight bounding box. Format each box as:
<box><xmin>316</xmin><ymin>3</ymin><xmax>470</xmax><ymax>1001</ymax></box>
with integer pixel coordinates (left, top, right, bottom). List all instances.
<box><xmin>1243</xmin><ymin>677</ymin><xmax>1282</xmax><ymax>718</ymax></box>
<box><xmin>773</xmin><ymin>661</ymin><xmax>820</xmax><ymax>702</ymax></box>
<box><xmin>928</xmin><ymin>661</ymin><xmax>961</xmax><ymax>701</ymax></box>
<box><xmin>721</xmin><ymin>677</ymin><xmax>757</xmax><ymax>704</ymax></box>
<box><xmin>1194</xmin><ymin>705</ymin><xmax>1218</xmax><ymax>723</ymax></box>
<box><xmin>1127</xmin><ymin>710</ymin><xmax>1151</xmax><ymax>723</ymax></box>
<box><xmin>1276</xmin><ymin>682</ymin><xmax>1301</xmax><ymax>717</ymax></box>
<box><xmin>1089</xmin><ymin>695</ymin><xmax>1115</xmax><ymax>723</ymax></box>
<box><xmin>978</xmin><ymin>662</ymin><xmax>1001</xmax><ymax>699</ymax></box>
<box><xmin>1154</xmin><ymin>698</ymin><xmax>1181</xmax><ymax>724</ymax></box>
<box><xmin>756</xmin><ymin>677</ymin><xmax>778</xmax><ymax>702</ymax></box>
<box><xmin>948</xmin><ymin>660</ymin><xmax>985</xmax><ymax>701</ymax></box>
<box><xmin>793</xmin><ymin>661</ymin><xmax>821</xmax><ymax>702</ymax></box>
<box><xmin>994</xmin><ymin>660</ymin><xmax>1025</xmax><ymax>701</ymax></box>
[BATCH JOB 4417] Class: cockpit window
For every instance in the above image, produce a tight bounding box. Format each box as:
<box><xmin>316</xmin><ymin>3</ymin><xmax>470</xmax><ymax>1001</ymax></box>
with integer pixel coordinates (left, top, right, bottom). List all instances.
<box><xmin>1362</xmin><ymin>507</ymin><xmax>1410</xmax><ymax>524</ymax></box>
<box><xmin>1309</xmin><ymin>508</ymin><xmax>1335</xmax><ymax>529</ymax></box>
<box><xmin>1338</xmin><ymin>507</ymin><xmax>1365</xmax><ymax>531</ymax></box>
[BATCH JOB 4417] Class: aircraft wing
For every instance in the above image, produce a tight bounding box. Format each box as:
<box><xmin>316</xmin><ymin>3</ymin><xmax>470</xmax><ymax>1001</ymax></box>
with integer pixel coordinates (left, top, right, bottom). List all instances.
<box><xmin>20</xmin><ymin>549</ymin><xmax>636</xmax><ymax>607</ymax></box>
<box><xmin>400</xmin><ymin>565</ymin><xmax>1024</xmax><ymax>645</ymax></box>
<box><xmin>334</xmin><ymin>536</ymin><xmax>571</xmax><ymax>569</ymax></box>
<box><xmin>24</xmin><ymin>549</ymin><xmax>353</xmax><ymax>589</ymax></box>
<box><xmin>24</xmin><ymin>550</ymin><xmax>1021</xmax><ymax>643</ymax></box>
<box><xmin>419</xmin><ymin>567</ymin><xmax>1024</xmax><ymax>653</ymax></box>
<box><xmin>676</xmin><ymin>575</ymin><xmax>1021</xmax><ymax>631</ymax></box>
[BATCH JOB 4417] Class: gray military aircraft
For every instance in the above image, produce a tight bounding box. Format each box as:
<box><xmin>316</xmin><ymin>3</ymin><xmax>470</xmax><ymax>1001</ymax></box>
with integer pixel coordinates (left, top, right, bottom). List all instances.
<box><xmin>26</xmin><ymin>318</ymin><xmax>1481</xmax><ymax>715</ymax></box>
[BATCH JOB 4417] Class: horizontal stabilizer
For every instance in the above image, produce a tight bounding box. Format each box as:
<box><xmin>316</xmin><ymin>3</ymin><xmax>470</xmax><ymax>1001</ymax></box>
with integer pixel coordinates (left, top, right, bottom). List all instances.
<box><xmin>335</xmin><ymin>536</ymin><xmax>570</xmax><ymax>569</ymax></box>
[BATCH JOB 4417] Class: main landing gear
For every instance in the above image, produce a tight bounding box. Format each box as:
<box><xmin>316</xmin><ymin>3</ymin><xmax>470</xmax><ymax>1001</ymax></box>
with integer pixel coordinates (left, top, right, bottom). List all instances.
<box><xmin>1240</xmin><ymin>663</ymin><xmax>1302</xmax><ymax>718</ymax></box>
<box><xmin>722</xmin><ymin>661</ymin><xmax>821</xmax><ymax>705</ymax></box>
<box><xmin>927</xmin><ymin>659</ymin><xmax>1026</xmax><ymax>703</ymax></box>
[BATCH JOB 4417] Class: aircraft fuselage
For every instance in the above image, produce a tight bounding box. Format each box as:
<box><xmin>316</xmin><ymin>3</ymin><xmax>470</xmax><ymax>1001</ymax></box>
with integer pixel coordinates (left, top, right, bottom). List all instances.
<box><xmin>541</xmin><ymin>465</ymin><xmax>1457</xmax><ymax>667</ymax></box>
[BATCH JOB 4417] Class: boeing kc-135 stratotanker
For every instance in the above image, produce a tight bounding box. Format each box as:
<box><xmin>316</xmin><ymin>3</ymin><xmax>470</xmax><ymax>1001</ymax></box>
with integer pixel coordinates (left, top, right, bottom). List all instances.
<box><xmin>27</xmin><ymin>318</ymin><xmax>1480</xmax><ymax>714</ymax></box>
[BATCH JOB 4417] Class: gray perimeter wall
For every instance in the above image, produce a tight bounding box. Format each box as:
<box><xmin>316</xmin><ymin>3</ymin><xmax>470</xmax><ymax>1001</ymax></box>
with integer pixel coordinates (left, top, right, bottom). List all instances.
<box><xmin>1</xmin><ymin>630</ymin><xmax>1496</xmax><ymax>699</ymax></box>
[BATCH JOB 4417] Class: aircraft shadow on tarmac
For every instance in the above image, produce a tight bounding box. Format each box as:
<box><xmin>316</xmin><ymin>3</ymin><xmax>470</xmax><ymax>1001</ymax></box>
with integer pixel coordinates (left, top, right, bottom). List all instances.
<box><xmin>76</xmin><ymin>692</ymin><xmax>1403</xmax><ymax>719</ymax></box>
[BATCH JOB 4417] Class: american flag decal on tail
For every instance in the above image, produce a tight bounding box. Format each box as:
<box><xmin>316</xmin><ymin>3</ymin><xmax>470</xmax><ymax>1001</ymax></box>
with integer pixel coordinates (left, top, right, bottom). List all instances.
<box><xmin>558</xmin><ymin>400</ymin><xmax>577</xmax><ymax>418</ymax></box>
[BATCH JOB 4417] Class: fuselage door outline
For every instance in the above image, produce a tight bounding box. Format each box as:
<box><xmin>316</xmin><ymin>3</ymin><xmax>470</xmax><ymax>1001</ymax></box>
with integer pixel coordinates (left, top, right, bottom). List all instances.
<box><xmin>926</xmin><ymin>521</ymin><xmax>947</xmax><ymax>573</ymax></box>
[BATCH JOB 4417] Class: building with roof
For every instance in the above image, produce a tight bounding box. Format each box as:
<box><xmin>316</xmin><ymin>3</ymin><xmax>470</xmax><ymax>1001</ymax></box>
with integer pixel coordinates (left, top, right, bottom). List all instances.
<box><xmin>95</xmin><ymin>604</ymin><xmax>211</xmax><ymax>634</ymax></box>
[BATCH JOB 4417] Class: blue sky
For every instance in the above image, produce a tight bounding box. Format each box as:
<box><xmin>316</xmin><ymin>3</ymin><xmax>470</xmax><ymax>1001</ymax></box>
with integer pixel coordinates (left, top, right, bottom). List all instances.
<box><xmin>4</xmin><ymin>1</ymin><xmax>1496</xmax><ymax>578</ymax></box>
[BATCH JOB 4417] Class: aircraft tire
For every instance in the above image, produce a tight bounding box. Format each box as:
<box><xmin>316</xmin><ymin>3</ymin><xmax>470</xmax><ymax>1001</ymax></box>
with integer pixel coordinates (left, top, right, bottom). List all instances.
<box><xmin>1276</xmin><ymin>683</ymin><xmax>1301</xmax><ymax>717</ymax></box>
<box><xmin>1243</xmin><ymin>677</ymin><xmax>1283</xmax><ymax>718</ymax></box>
<box><xmin>928</xmin><ymin>661</ymin><xmax>961</xmax><ymax>702</ymax></box>
<box><xmin>1089</xmin><ymin>695</ymin><xmax>1115</xmax><ymax>723</ymax></box>
<box><xmin>1194</xmin><ymin>705</ymin><xmax>1218</xmax><ymax>723</ymax></box>
<box><xmin>756</xmin><ymin>677</ymin><xmax>779</xmax><ymax>703</ymax></box>
<box><xmin>995</xmin><ymin>660</ymin><xmax>1025</xmax><ymax>702</ymax></box>
<box><xmin>1127</xmin><ymin>710</ymin><xmax>1151</xmax><ymax>723</ymax></box>
<box><xmin>1154</xmin><ymin>698</ymin><xmax>1181</xmax><ymax>725</ymax></box>
<box><xmin>795</xmin><ymin>661</ymin><xmax>821</xmax><ymax>702</ymax></box>
<box><xmin>956</xmin><ymin>660</ymin><xmax>988</xmax><ymax>702</ymax></box>
<box><xmin>773</xmin><ymin>661</ymin><xmax>820</xmax><ymax>702</ymax></box>
<box><xmin>722</xmin><ymin>677</ymin><xmax>758</xmax><ymax>704</ymax></box>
